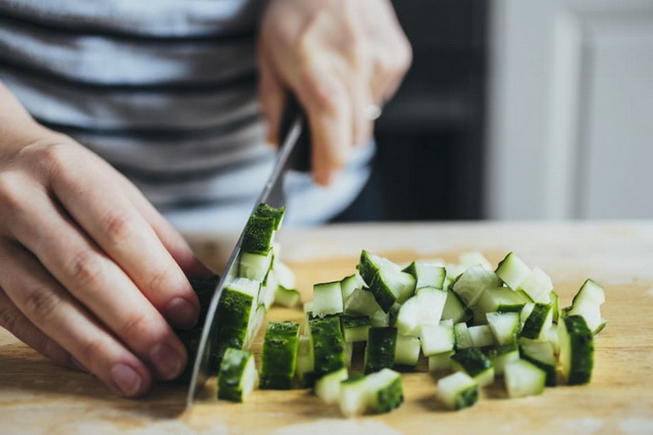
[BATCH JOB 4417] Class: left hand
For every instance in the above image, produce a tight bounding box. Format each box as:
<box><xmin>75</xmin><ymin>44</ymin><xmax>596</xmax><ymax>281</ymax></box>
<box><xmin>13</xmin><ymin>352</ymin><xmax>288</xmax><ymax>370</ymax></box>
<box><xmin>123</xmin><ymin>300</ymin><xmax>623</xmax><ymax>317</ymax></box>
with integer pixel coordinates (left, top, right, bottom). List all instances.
<box><xmin>258</xmin><ymin>0</ymin><xmax>412</xmax><ymax>185</ymax></box>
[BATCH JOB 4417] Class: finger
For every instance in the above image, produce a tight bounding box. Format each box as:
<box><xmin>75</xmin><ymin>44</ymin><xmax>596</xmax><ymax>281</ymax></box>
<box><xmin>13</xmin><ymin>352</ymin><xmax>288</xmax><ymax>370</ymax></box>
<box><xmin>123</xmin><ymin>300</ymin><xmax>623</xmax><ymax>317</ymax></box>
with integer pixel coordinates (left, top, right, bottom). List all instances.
<box><xmin>294</xmin><ymin>64</ymin><xmax>352</xmax><ymax>185</ymax></box>
<box><xmin>0</xmin><ymin>288</ymin><xmax>77</xmax><ymax>370</ymax></box>
<box><xmin>43</xmin><ymin>147</ymin><xmax>200</xmax><ymax>329</ymax></box>
<box><xmin>0</xmin><ymin>240</ymin><xmax>152</xmax><ymax>397</ymax></box>
<box><xmin>1</xmin><ymin>184</ymin><xmax>188</xmax><ymax>381</ymax></box>
<box><xmin>348</xmin><ymin>71</ymin><xmax>375</xmax><ymax>147</ymax></box>
<box><xmin>258</xmin><ymin>55</ymin><xmax>286</xmax><ymax>147</ymax></box>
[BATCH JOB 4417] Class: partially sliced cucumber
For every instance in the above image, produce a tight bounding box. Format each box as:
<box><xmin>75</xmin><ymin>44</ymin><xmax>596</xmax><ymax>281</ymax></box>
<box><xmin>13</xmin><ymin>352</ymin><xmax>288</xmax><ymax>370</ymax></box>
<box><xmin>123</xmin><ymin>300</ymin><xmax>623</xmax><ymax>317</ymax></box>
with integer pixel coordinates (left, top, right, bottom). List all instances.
<box><xmin>451</xmin><ymin>348</ymin><xmax>495</xmax><ymax>387</ymax></box>
<box><xmin>344</xmin><ymin>287</ymin><xmax>382</xmax><ymax>317</ymax></box>
<box><xmin>428</xmin><ymin>351</ymin><xmax>454</xmax><ymax>373</ymax></box>
<box><xmin>504</xmin><ymin>359</ymin><xmax>546</xmax><ymax>398</ymax></box>
<box><xmin>238</xmin><ymin>250</ymin><xmax>273</xmax><ymax>281</ymax></box>
<box><xmin>520</xmin><ymin>303</ymin><xmax>553</xmax><ymax>340</ymax></box>
<box><xmin>241</xmin><ymin>215</ymin><xmax>276</xmax><ymax>255</ymax></box>
<box><xmin>468</xmin><ymin>325</ymin><xmax>496</xmax><ymax>348</ymax></box>
<box><xmin>394</xmin><ymin>334</ymin><xmax>421</xmax><ymax>367</ymax></box>
<box><xmin>495</xmin><ymin>252</ymin><xmax>531</xmax><ymax>290</ymax></box>
<box><xmin>313</xmin><ymin>281</ymin><xmax>344</xmax><ymax>316</ymax></box>
<box><xmin>484</xmin><ymin>343</ymin><xmax>519</xmax><ymax>376</ymax></box>
<box><xmin>315</xmin><ymin>367</ymin><xmax>348</xmax><ymax>404</ymax></box>
<box><xmin>421</xmin><ymin>320</ymin><xmax>455</xmax><ymax>356</ymax></box>
<box><xmin>452</xmin><ymin>265</ymin><xmax>500</xmax><ymax>307</ymax></box>
<box><xmin>558</xmin><ymin>315</ymin><xmax>594</xmax><ymax>385</ymax></box>
<box><xmin>396</xmin><ymin>287</ymin><xmax>447</xmax><ymax>336</ymax></box>
<box><xmin>486</xmin><ymin>312</ymin><xmax>520</xmax><ymax>345</ymax></box>
<box><xmin>436</xmin><ymin>371</ymin><xmax>479</xmax><ymax>410</ymax></box>
<box><xmin>454</xmin><ymin>322</ymin><xmax>474</xmax><ymax>349</ymax></box>
<box><xmin>341</xmin><ymin>273</ymin><xmax>365</xmax><ymax>302</ymax></box>
<box><xmin>517</xmin><ymin>267</ymin><xmax>553</xmax><ymax>303</ymax></box>
<box><xmin>274</xmin><ymin>285</ymin><xmax>301</xmax><ymax>308</ymax></box>
<box><xmin>442</xmin><ymin>290</ymin><xmax>472</xmax><ymax>323</ymax></box>
<box><xmin>520</xmin><ymin>341</ymin><xmax>556</xmax><ymax>386</ymax></box>
<box><xmin>260</xmin><ymin>321</ymin><xmax>300</xmax><ymax>389</ymax></box>
<box><xmin>217</xmin><ymin>348</ymin><xmax>258</xmax><ymax>402</ymax></box>
<box><xmin>358</xmin><ymin>251</ymin><xmax>416</xmax><ymax>311</ymax></box>
<box><xmin>364</xmin><ymin>327</ymin><xmax>397</xmax><ymax>373</ymax></box>
<box><xmin>310</xmin><ymin>315</ymin><xmax>347</xmax><ymax>378</ymax></box>
<box><xmin>254</xmin><ymin>203</ymin><xmax>285</xmax><ymax>230</ymax></box>
<box><xmin>403</xmin><ymin>261</ymin><xmax>446</xmax><ymax>289</ymax></box>
<box><xmin>342</xmin><ymin>315</ymin><xmax>371</xmax><ymax>343</ymax></box>
<box><xmin>215</xmin><ymin>278</ymin><xmax>259</xmax><ymax>361</ymax></box>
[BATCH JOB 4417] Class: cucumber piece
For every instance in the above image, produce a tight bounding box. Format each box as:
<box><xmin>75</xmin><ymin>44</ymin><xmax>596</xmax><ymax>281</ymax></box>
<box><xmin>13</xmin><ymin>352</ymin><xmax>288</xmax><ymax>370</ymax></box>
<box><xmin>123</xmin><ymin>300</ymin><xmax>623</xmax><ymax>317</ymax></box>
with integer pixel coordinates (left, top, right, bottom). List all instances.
<box><xmin>238</xmin><ymin>250</ymin><xmax>273</xmax><ymax>281</ymax></box>
<box><xmin>357</xmin><ymin>251</ymin><xmax>416</xmax><ymax>311</ymax></box>
<box><xmin>342</xmin><ymin>315</ymin><xmax>371</xmax><ymax>343</ymax></box>
<box><xmin>341</xmin><ymin>273</ymin><xmax>365</xmax><ymax>302</ymax></box>
<box><xmin>365</xmin><ymin>368</ymin><xmax>404</xmax><ymax>414</ymax></box>
<box><xmin>452</xmin><ymin>265</ymin><xmax>500</xmax><ymax>307</ymax></box>
<box><xmin>403</xmin><ymin>261</ymin><xmax>446</xmax><ymax>289</ymax></box>
<box><xmin>572</xmin><ymin>279</ymin><xmax>605</xmax><ymax>305</ymax></box>
<box><xmin>520</xmin><ymin>341</ymin><xmax>557</xmax><ymax>386</ymax></box>
<box><xmin>370</xmin><ymin>309</ymin><xmax>391</xmax><ymax>327</ymax></box>
<box><xmin>313</xmin><ymin>281</ymin><xmax>344</xmax><ymax>316</ymax></box>
<box><xmin>275</xmin><ymin>260</ymin><xmax>296</xmax><ymax>288</ymax></box>
<box><xmin>468</xmin><ymin>325</ymin><xmax>496</xmax><ymax>348</ymax></box>
<box><xmin>568</xmin><ymin>279</ymin><xmax>606</xmax><ymax>333</ymax></box>
<box><xmin>454</xmin><ymin>322</ymin><xmax>474</xmax><ymax>349</ymax></box>
<box><xmin>495</xmin><ymin>252</ymin><xmax>531</xmax><ymax>290</ymax></box>
<box><xmin>421</xmin><ymin>320</ymin><xmax>455</xmax><ymax>356</ymax></box>
<box><xmin>260</xmin><ymin>321</ymin><xmax>300</xmax><ymax>389</ymax></box>
<box><xmin>428</xmin><ymin>351</ymin><xmax>454</xmax><ymax>373</ymax></box>
<box><xmin>558</xmin><ymin>315</ymin><xmax>594</xmax><ymax>385</ymax></box>
<box><xmin>310</xmin><ymin>315</ymin><xmax>347</xmax><ymax>377</ymax></box>
<box><xmin>241</xmin><ymin>215</ymin><xmax>276</xmax><ymax>255</ymax></box>
<box><xmin>475</xmin><ymin>286</ymin><xmax>530</xmax><ymax>316</ymax></box>
<box><xmin>365</xmin><ymin>327</ymin><xmax>397</xmax><ymax>373</ymax></box>
<box><xmin>504</xmin><ymin>359</ymin><xmax>546</xmax><ymax>398</ymax></box>
<box><xmin>520</xmin><ymin>302</ymin><xmax>535</xmax><ymax>325</ymax></box>
<box><xmin>274</xmin><ymin>285</ymin><xmax>301</xmax><ymax>308</ymax></box>
<box><xmin>459</xmin><ymin>252</ymin><xmax>493</xmax><ymax>271</ymax></box>
<box><xmin>217</xmin><ymin>348</ymin><xmax>258</xmax><ymax>402</ymax></box>
<box><xmin>517</xmin><ymin>267</ymin><xmax>553</xmax><ymax>303</ymax></box>
<box><xmin>215</xmin><ymin>278</ymin><xmax>259</xmax><ymax>361</ymax></box>
<box><xmin>484</xmin><ymin>343</ymin><xmax>519</xmax><ymax>376</ymax></box>
<box><xmin>546</xmin><ymin>324</ymin><xmax>560</xmax><ymax>355</ymax></box>
<box><xmin>451</xmin><ymin>348</ymin><xmax>495</xmax><ymax>387</ymax></box>
<box><xmin>486</xmin><ymin>312</ymin><xmax>520</xmax><ymax>345</ymax></box>
<box><xmin>254</xmin><ymin>203</ymin><xmax>286</xmax><ymax>230</ymax></box>
<box><xmin>436</xmin><ymin>371</ymin><xmax>479</xmax><ymax>410</ymax></box>
<box><xmin>520</xmin><ymin>303</ymin><xmax>553</xmax><ymax>340</ymax></box>
<box><xmin>396</xmin><ymin>287</ymin><xmax>447</xmax><ymax>336</ymax></box>
<box><xmin>344</xmin><ymin>287</ymin><xmax>382</xmax><ymax>317</ymax></box>
<box><xmin>394</xmin><ymin>334</ymin><xmax>421</xmax><ymax>367</ymax></box>
<box><xmin>339</xmin><ymin>374</ymin><xmax>368</xmax><ymax>417</ymax></box>
<box><xmin>245</xmin><ymin>304</ymin><xmax>267</xmax><ymax>348</ymax></box>
<box><xmin>442</xmin><ymin>290</ymin><xmax>472</xmax><ymax>323</ymax></box>
<box><xmin>296</xmin><ymin>334</ymin><xmax>315</xmax><ymax>388</ymax></box>
<box><xmin>550</xmin><ymin>291</ymin><xmax>560</xmax><ymax>323</ymax></box>
<box><xmin>315</xmin><ymin>367</ymin><xmax>349</xmax><ymax>404</ymax></box>
<box><xmin>258</xmin><ymin>269</ymin><xmax>278</xmax><ymax>310</ymax></box>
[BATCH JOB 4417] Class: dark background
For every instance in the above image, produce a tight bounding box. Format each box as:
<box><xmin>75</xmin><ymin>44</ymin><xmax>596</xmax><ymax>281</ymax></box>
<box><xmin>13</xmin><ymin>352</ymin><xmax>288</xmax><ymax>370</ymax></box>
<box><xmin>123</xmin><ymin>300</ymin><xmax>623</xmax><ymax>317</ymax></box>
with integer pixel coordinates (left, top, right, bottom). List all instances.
<box><xmin>334</xmin><ymin>0</ymin><xmax>488</xmax><ymax>222</ymax></box>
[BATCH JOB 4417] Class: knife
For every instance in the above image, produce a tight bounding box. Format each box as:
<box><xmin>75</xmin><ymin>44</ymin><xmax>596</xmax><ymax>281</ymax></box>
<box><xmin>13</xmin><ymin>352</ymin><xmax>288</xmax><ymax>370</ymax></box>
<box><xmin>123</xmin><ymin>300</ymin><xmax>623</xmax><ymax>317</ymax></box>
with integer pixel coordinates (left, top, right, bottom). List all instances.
<box><xmin>185</xmin><ymin>97</ymin><xmax>310</xmax><ymax>406</ymax></box>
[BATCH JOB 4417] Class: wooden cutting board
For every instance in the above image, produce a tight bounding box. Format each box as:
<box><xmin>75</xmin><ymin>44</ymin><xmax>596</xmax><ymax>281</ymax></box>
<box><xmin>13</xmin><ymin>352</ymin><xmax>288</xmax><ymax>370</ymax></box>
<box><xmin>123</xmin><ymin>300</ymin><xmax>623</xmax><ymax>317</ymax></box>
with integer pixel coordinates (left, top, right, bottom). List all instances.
<box><xmin>1</xmin><ymin>222</ymin><xmax>652</xmax><ymax>434</ymax></box>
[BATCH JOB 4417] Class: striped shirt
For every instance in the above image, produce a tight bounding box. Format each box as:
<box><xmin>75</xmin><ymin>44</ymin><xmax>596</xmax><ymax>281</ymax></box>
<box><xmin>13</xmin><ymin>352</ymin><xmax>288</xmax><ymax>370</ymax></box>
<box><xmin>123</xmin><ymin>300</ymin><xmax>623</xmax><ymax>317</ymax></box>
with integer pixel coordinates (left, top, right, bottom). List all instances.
<box><xmin>0</xmin><ymin>0</ymin><xmax>372</xmax><ymax>231</ymax></box>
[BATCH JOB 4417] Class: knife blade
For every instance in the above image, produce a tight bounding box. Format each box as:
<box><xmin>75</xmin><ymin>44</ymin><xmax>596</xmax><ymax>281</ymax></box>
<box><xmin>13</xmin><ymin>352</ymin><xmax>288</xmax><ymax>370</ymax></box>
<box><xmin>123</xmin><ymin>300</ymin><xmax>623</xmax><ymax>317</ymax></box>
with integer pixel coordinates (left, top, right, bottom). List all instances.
<box><xmin>185</xmin><ymin>98</ymin><xmax>309</xmax><ymax>406</ymax></box>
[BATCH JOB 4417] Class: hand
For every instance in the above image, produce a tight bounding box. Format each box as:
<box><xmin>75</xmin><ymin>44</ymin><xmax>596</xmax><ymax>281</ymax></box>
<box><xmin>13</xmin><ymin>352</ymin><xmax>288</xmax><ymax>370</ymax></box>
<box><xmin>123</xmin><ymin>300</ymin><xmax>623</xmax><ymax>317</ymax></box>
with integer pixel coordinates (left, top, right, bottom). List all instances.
<box><xmin>0</xmin><ymin>85</ymin><xmax>212</xmax><ymax>397</ymax></box>
<box><xmin>258</xmin><ymin>0</ymin><xmax>412</xmax><ymax>185</ymax></box>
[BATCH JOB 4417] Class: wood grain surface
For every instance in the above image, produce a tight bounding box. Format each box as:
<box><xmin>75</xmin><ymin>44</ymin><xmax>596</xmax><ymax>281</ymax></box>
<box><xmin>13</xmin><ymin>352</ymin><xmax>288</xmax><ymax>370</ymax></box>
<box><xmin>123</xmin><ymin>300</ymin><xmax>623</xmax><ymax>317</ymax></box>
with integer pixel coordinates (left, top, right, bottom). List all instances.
<box><xmin>1</xmin><ymin>221</ymin><xmax>652</xmax><ymax>434</ymax></box>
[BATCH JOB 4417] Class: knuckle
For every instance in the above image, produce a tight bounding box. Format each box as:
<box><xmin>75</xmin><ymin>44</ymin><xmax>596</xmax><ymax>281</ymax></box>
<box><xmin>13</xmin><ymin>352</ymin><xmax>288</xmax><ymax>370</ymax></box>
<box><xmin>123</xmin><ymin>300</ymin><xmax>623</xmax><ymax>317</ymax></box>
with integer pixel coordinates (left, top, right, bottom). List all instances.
<box><xmin>23</xmin><ymin>287</ymin><xmax>60</xmax><ymax>322</ymax></box>
<box><xmin>119</xmin><ymin>312</ymin><xmax>155</xmax><ymax>340</ymax></box>
<box><xmin>79</xmin><ymin>338</ymin><xmax>108</xmax><ymax>364</ymax></box>
<box><xmin>102</xmin><ymin>213</ymin><xmax>134</xmax><ymax>249</ymax></box>
<box><xmin>147</xmin><ymin>268</ymin><xmax>173</xmax><ymax>295</ymax></box>
<box><xmin>0</xmin><ymin>172</ymin><xmax>25</xmax><ymax>213</ymax></box>
<box><xmin>0</xmin><ymin>303</ymin><xmax>20</xmax><ymax>332</ymax></box>
<box><xmin>298</xmin><ymin>69</ymin><xmax>342</xmax><ymax>114</ymax></box>
<box><xmin>67</xmin><ymin>250</ymin><xmax>103</xmax><ymax>288</ymax></box>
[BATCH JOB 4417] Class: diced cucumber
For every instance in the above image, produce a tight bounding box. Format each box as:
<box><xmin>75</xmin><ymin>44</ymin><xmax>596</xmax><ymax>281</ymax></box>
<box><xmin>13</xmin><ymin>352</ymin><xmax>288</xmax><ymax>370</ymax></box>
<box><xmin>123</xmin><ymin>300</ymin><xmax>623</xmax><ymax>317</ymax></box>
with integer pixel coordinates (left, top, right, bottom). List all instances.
<box><xmin>403</xmin><ymin>261</ymin><xmax>446</xmax><ymax>289</ymax></box>
<box><xmin>454</xmin><ymin>322</ymin><xmax>474</xmax><ymax>349</ymax></box>
<box><xmin>550</xmin><ymin>291</ymin><xmax>560</xmax><ymax>323</ymax></box>
<box><xmin>394</xmin><ymin>334</ymin><xmax>421</xmax><ymax>367</ymax></box>
<box><xmin>459</xmin><ymin>252</ymin><xmax>493</xmax><ymax>271</ymax></box>
<box><xmin>296</xmin><ymin>334</ymin><xmax>315</xmax><ymax>388</ymax></box>
<box><xmin>546</xmin><ymin>324</ymin><xmax>560</xmax><ymax>355</ymax></box>
<box><xmin>241</xmin><ymin>215</ymin><xmax>276</xmax><ymax>255</ymax></box>
<box><xmin>364</xmin><ymin>327</ymin><xmax>397</xmax><ymax>373</ymax></box>
<box><xmin>484</xmin><ymin>343</ymin><xmax>519</xmax><ymax>376</ymax></box>
<box><xmin>396</xmin><ymin>287</ymin><xmax>447</xmax><ymax>336</ymax></box>
<box><xmin>258</xmin><ymin>269</ymin><xmax>278</xmax><ymax>310</ymax></box>
<box><xmin>572</xmin><ymin>279</ymin><xmax>605</xmax><ymax>305</ymax></box>
<box><xmin>310</xmin><ymin>315</ymin><xmax>347</xmax><ymax>378</ymax></box>
<box><xmin>451</xmin><ymin>348</ymin><xmax>495</xmax><ymax>387</ymax></box>
<box><xmin>275</xmin><ymin>260</ymin><xmax>296</xmax><ymax>288</ymax></box>
<box><xmin>215</xmin><ymin>278</ymin><xmax>259</xmax><ymax>361</ymax></box>
<box><xmin>475</xmin><ymin>286</ymin><xmax>530</xmax><ymax>315</ymax></box>
<box><xmin>495</xmin><ymin>252</ymin><xmax>531</xmax><ymax>290</ymax></box>
<box><xmin>468</xmin><ymin>325</ymin><xmax>496</xmax><ymax>348</ymax></box>
<box><xmin>238</xmin><ymin>250</ymin><xmax>273</xmax><ymax>281</ymax></box>
<box><xmin>421</xmin><ymin>320</ymin><xmax>455</xmax><ymax>356</ymax></box>
<box><xmin>442</xmin><ymin>290</ymin><xmax>472</xmax><ymax>323</ymax></box>
<box><xmin>520</xmin><ymin>302</ymin><xmax>535</xmax><ymax>325</ymax></box>
<box><xmin>315</xmin><ymin>367</ymin><xmax>348</xmax><ymax>404</ymax></box>
<box><xmin>436</xmin><ymin>371</ymin><xmax>479</xmax><ymax>410</ymax></box>
<box><xmin>357</xmin><ymin>251</ymin><xmax>416</xmax><ymax>311</ymax></box>
<box><xmin>274</xmin><ymin>285</ymin><xmax>301</xmax><ymax>308</ymax></box>
<box><xmin>344</xmin><ymin>287</ymin><xmax>383</xmax><ymax>317</ymax></box>
<box><xmin>520</xmin><ymin>341</ymin><xmax>557</xmax><ymax>386</ymax></box>
<box><xmin>452</xmin><ymin>265</ymin><xmax>500</xmax><ymax>307</ymax></box>
<box><xmin>486</xmin><ymin>312</ymin><xmax>520</xmax><ymax>345</ymax></box>
<box><xmin>364</xmin><ymin>368</ymin><xmax>404</xmax><ymax>414</ymax></box>
<box><xmin>504</xmin><ymin>359</ymin><xmax>546</xmax><ymax>398</ymax></box>
<box><xmin>342</xmin><ymin>315</ymin><xmax>371</xmax><ymax>343</ymax></box>
<box><xmin>245</xmin><ymin>304</ymin><xmax>267</xmax><ymax>348</ymax></box>
<box><xmin>341</xmin><ymin>273</ymin><xmax>365</xmax><ymax>302</ymax></box>
<box><xmin>558</xmin><ymin>315</ymin><xmax>594</xmax><ymax>385</ymax></box>
<box><xmin>260</xmin><ymin>321</ymin><xmax>300</xmax><ymax>389</ymax></box>
<box><xmin>370</xmin><ymin>309</ymin><xmax>391</xmax><ymax>327</ymax></box>
<box><xmin>517</xmin><ymin>267</ymin><xmax>553</xmax><ymax>303</ymax></box>
<box><xmin>313</xmin><ymin>281</ymin><xmax>344</xmax><ymax>316</ymax></box>
<box><xmin>428</xmin><ymin>351</ymin><xmax>454</xmax><ymax>373</ymax></box>
<box><xmin>217</xmin><ymin>348</ymin><xmax>258</xmax><ymax>402</ymax></box>
<box><xmin>254</xmin><ymin>203</ymin><xmax>285</xmax><ymax>230</ymax></box>
<box><xmin>520</xmin><ymin>303</ymin><xmax>553</xmax><ymax>340</ymax></box>
<box><xmin>568</xmin><ymin>279</ymin><xmax>606</xmax><ymax>333</ymax></box>
<box><xmin>339</xmin><ymin>374</ymin><xmax>368</xmax><ymax>417</ymax></box>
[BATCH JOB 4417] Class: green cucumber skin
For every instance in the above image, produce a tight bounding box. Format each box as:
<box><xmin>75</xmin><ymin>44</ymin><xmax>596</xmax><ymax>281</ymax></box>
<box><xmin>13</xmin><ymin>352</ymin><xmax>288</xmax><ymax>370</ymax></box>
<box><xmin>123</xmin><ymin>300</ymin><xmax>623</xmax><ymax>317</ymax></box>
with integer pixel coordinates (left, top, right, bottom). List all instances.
<box><xmin>520</xmin><ymin>350</ymin><xmax>557</xmax><ymax>386</ymax></box>
<box><xmin>485</xmin><ymin>342</ymin><xmax>519</xmax><ymax>358</ymax></box>
<box><xmin>372</xmin><ymin>376</ymin><xmax>404</xmax><ymax>413</ymax></box>
<box><xmin>564</xmin><ymin>315</ymin><xmax>595</xmax><ymax>385</ymax></box>
<box><xmin>520</xmin><ymin>303</ymin><xmax>552</xmax><ymax>339</ymax></box>
<box><xmin>214</xmin><ymin>288</ymin><xmax>255</xmax><ymax>364</ymax></box>
<box><xmin>365</xmin><ymin>327</ymin><xmax>398</xmax><ymax>374</ymax></box>
<box><xmin>242</xmin><ymin>215</ymin><xmax>276</xmax><ymax>255</ymax></box>
<box><xmin>357</xmin><ymin>251</ymin><xmax>396</xmax><ymax>311</ymax></box>
<box><xmin>309</xmin><ymin>315</ymin><xmax>347</xmax><ymax>377</ymax></box>
<box><xmin>260</xmin><ymin>321</ymin><xmax>300</xmax><ymax>390</ymax></box>
<box><xmin>455</xmin><ymin>385</ymin><xmax>479</xmax><ymax>410</ymax></box>
<box><xmin>254</xmin><ymin>203</ymin><xmax>285</xmax><ymax>230</ymax></box>
<box><xmin>218</xmin><ymin>348</ymin><xmax>253</xmax><ymax>402</ymax></box>
<box><xmin>451</xmin><ymin>348</ymin><xmax>493</xmax><ymax>378</ymax></box>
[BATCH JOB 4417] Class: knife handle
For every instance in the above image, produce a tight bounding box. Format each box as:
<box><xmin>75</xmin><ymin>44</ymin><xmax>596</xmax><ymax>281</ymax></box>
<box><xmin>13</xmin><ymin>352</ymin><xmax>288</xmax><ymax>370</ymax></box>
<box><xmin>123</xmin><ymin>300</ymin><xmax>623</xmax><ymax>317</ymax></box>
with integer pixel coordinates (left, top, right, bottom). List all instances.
<box><xmin>279</xmin><ymin>94</ymin><xmax>311</xmax><ymax>173</ymax></box>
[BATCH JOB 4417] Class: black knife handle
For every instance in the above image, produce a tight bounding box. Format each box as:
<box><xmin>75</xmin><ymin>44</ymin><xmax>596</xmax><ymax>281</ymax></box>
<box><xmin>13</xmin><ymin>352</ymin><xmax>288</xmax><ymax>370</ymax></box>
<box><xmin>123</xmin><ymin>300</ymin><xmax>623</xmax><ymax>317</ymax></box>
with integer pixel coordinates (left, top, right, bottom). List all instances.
<box><xmin>279</xmin><ymin>94</ymin><xmax>311</xmax><ymax>173</ymax></box>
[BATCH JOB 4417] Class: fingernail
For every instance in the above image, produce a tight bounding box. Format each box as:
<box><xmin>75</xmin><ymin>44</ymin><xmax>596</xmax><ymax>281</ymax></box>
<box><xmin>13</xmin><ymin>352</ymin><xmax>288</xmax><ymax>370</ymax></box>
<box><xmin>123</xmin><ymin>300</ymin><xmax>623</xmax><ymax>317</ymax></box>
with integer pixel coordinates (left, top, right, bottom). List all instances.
<box><xmin>166</xmin><ymin>297</ymin><xmax>198</xmax><ymax>329</ymax></box>
<box><xmin>150</xmin><ymin>343</ymin><xmax>183</xmax><ymax>380</ymax></box>
<box><xmin>110</xmin><ymin>364</ymin><xmax>142</xmax><ymax>397</ymax></box>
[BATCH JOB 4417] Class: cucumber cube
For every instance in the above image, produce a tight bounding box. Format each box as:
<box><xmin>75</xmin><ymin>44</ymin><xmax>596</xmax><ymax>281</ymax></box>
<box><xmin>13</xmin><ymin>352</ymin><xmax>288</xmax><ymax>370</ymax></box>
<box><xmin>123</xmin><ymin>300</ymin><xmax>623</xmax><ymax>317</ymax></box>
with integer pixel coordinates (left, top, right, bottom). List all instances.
<box><xmin>313</xmin><ymin>281</ymin><xmax>344</xmax><ymax>316</ymax></box>
<box><xmin>436</xmin><ymin>372</ymin><xmax>479</xmax><ymax>410</ymax></box>
<box><xmin>421</xmin><ymin>320</ymin><xmax>455</xmax><ymax>356</ymax></box>
<box><xmin>504</xmin><ymin>359</ymin><xmax>546</xmax><ymax>398</ymax></box>
<box><xmin>260</xmin><ymin>321</ymin><xmax>300</xmax><ymax>389</ymax></box>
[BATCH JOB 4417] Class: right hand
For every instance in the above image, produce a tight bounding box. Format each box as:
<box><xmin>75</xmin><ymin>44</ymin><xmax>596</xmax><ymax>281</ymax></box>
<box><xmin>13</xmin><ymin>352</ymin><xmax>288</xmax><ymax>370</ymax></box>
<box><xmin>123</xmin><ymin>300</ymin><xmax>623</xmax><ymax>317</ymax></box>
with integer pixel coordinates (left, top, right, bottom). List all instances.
<box><xmin>0</xmin><ymin>87</ymin><xmax>212</xmax><ymax>397</ymax></box>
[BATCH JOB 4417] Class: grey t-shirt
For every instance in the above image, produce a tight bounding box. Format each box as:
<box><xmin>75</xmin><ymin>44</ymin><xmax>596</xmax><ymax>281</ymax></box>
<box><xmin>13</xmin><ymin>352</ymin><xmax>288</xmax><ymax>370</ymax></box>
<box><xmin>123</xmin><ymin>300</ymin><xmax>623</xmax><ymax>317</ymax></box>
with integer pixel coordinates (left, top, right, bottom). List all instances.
<box><xmin>0</xmin><ymin>0</ymin><xmax>372</xmax><ymax>231</ymax></box>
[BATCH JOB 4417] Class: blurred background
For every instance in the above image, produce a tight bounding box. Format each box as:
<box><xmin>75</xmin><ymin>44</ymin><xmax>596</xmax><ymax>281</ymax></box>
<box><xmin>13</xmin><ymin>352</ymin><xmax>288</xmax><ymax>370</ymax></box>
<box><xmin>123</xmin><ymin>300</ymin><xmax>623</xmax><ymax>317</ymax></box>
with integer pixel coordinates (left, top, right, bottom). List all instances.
<box><xmin>336</xmin><ymin>0</ymin><xmax>653</xmax><ymax>222</ymax></box>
